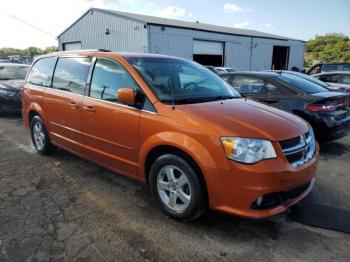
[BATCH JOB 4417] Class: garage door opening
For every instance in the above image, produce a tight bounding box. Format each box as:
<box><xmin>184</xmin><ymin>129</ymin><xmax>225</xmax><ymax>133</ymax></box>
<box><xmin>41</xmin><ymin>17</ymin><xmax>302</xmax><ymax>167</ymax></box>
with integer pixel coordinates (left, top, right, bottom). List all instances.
<box><xmin>271</xmin><ymin>46</ymin><xmax>289</xmax><ymax>70</ymax></box>
<box><xmin>193</xmin><ymin>54</ymin><xmax>223</xmax><ymax>66</ymax></box>
<box><xmin>193</xmin><ymin>40</ymin><xmax>224</xmax><ymax>66</ymax></box>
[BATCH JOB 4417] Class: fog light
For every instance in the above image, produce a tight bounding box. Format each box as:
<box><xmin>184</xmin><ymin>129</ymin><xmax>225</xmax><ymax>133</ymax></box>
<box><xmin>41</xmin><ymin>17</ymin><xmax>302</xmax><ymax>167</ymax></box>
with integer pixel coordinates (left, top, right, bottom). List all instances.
<box><xmin>256</xmin><ymin>197</ymin><xmax>264</xmax><ymax>206</ymax></box>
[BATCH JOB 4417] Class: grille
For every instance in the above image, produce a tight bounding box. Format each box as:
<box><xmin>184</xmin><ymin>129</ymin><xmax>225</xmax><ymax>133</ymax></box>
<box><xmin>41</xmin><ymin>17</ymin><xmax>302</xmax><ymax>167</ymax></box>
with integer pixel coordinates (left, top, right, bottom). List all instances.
<box><xmin>279</xmin><ymin>130</ymin><xmax>315</xmax><ymax>167</ymax></box>
<box><xmin>280</xmin><ymin>136</ymin><xmax>300</xmax><ymax>150</ymax></box>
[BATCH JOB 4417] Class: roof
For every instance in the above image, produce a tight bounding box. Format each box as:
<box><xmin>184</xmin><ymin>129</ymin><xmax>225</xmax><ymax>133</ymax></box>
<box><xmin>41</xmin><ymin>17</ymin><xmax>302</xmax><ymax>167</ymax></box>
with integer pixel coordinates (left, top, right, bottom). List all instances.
<box><xmin>58</xmin><ymin>8</ymin><xmax>304</xmax><ymax>42</ymax></box>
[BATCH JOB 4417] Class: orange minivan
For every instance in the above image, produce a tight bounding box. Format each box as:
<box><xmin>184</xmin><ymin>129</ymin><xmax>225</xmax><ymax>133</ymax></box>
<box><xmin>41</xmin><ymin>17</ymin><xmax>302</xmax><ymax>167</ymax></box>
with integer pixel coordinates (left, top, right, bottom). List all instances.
<box><xmin>22</xmin><ymin>50</ymin><xmax>318</xmax><ymax>221</ymax></box>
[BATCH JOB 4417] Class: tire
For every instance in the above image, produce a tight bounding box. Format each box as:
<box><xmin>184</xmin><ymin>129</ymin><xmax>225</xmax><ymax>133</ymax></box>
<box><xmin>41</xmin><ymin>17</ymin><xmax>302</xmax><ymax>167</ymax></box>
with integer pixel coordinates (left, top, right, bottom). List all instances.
<box><xmin>149</xmin><ymin>154</ymin><xmax>206</xmax><ymax>221</ymax></box>
<box><xmin>30</xmin><ymin>115</ymin><xmax>55</xmax><ymax>155</ymax></box>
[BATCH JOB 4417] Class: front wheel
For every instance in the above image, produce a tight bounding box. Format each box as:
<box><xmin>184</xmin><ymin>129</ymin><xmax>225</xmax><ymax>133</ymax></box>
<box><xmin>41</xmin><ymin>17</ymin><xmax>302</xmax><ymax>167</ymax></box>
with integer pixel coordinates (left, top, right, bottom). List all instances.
<box><xmin>30</xmin><ymin>115</ymin><xmax>55</xmax><ymax>155</ymax></box>
<box><xmin>149</xmin><ymin>154</ymin><xmax>206</xmax><ymax>221</ymax></box>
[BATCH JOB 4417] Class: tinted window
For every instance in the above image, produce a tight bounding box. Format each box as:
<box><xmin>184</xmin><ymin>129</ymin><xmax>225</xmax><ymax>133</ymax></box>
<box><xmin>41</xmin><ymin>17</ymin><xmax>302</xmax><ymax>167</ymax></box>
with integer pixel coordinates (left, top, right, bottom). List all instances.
<box><xmin>342</xmin><ymin>65</ymin><xmax>350</xmax><ymax>71</ymax></box>
<box><xmin>27</xmin><ymin>57</ymin><xmax>57</xmax><ymax>86</ymax></box>
<box><xmin>278</xmin><ymin>75</ymin><xmax>329</xmax><ymax>94</ymax></box>
<box><xmin>322</xmin><ymin>65</ymin><xmax>339</xmax><ymax>72</ymax></box>
<box><xmin>318</xmin><ymin>74</ymin><xmax>339</xmax><ymax>83</ymax></box>
<box><xmin>286</xmin><ymin>72</ymin><xmax>329</xmax><ymax>88</ymax></box>
<box><xmin>52</xmin><ymin>57</ymin><xmax>90</xmax><ymax>95</ymax></box>
<box><xmin>0</xmin><ymin>66</ymin><xmax>28</xmax><ymax>80</ymax></box>
<box><xmin>341</xmin><ymin>74</ymin><xmax>350</xmax><ymax>84</ymax></box>
<box><xmin>126</xmin><ymin>57</ymin><xmax>239</xmax><ymax>104</ymax></box>
<box><xmin>265</xmin><ymin>82</ymin><xmax>289</xmax><ymax>95</ymax></box>
<box><xmin>90</xmin><ymin>59</ymin><xmax>140</xmax><ymax>102</ymax></box>
<box><xmin>232</xmin><ymin>75</ymin><xmax>265</xmax><ymax>94</ymax></box>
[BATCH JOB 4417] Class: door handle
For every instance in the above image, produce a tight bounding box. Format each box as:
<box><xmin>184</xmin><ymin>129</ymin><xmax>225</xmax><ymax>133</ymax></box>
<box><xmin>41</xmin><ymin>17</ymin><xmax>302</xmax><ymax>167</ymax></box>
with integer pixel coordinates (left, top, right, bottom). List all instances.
<box><xmin>83</xmin><ymin>105</ymin><xmax>95</xmax><ymax>113</ymax></box>
<box><xmin>69</xmin><ymin>101</ymin><xmax>79</xmax><ymax>109</ymax></box>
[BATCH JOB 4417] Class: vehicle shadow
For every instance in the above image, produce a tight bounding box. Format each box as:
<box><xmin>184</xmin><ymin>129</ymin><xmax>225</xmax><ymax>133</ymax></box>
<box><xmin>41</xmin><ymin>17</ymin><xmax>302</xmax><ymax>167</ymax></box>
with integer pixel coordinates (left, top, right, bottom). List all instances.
<box><xmin>318</xmin><ymin>140</ymin><xmax>349</xmax><ymax>159</ymax></box>
<box><xmin>52</xmin><ymin>148</ymin><xmax>288</xmax><ymax>241</ymax></box>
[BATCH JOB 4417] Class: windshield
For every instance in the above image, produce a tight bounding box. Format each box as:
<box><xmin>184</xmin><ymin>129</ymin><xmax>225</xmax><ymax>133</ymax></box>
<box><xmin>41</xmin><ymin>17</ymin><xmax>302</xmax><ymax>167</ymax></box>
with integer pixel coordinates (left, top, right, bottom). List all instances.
<box><xmin>0</xmin><ymin>66</ymin><xmax>28</xmax><ymax>80</ymax></box>
<box><xmin>125</xmin><ymin>57</ymin><xmax>240</xmax><ymax>104</ymax></box>
<box><xmin>277</xmin><ymin>74</ymin><xmax>329</xmax><ymax>94</ymax></box>
<box><xmin>286</xmin><ymin>72</ymin><xmax>329</xmax><ymax>88</ymax></box>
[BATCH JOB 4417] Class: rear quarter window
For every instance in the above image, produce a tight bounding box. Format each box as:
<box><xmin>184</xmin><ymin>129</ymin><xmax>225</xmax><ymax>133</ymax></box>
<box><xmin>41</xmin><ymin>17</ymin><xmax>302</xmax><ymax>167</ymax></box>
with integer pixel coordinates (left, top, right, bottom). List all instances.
<box><xmin>27</xmin><ymin>57</ymin><xmax>57</xmax><ymax>87</ymax></box>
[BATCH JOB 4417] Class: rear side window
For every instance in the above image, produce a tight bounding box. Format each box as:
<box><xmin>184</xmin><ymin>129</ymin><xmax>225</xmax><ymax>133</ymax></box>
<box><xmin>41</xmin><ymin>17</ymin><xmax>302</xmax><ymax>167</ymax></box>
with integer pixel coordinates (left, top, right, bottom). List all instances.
<box><xmin>318</xmin><ymin>74</ymin><xmax>339</xmax><ymax>83</ymax></box>
<box><xmin>341</xmin><ymin>74</ymin><xmax>350</xmax><ymax>84</ymax></box>
<box><xmin>342</xmin><ymin>65</ymin><xmax>350</xmax><ymax>71</ymax></box>
<box><xmin>322</xmin><ymin>65</ymin><xmax>339</xmax><ymax>72</ymax></box>
<box><xmin>232</xmin><ymin>75</ymin><xmax>265</xmax><ymax>94</ymax></box>
<box><xmin>27</xmin><ymin>57</ymin><xmax>57</xmax><ymax>87</ymax></box>
<box><xmin>89</xmin><ymin>58</ymin><xmax>140</xmax><ymax>102</ymax></box>
<box><xmin>52</xmin><ymin>57</ymin><xmax>91</xmax><ymax>95</ymax></box>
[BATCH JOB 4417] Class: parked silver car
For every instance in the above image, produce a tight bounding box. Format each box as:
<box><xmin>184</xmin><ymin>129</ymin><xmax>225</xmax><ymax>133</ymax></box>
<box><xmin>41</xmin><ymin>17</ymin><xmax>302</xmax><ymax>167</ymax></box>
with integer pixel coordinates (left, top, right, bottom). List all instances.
<box><xmin>312</xmin><ymin>71</ymin><xmax>350</xmax><ymax>93</ymax></box>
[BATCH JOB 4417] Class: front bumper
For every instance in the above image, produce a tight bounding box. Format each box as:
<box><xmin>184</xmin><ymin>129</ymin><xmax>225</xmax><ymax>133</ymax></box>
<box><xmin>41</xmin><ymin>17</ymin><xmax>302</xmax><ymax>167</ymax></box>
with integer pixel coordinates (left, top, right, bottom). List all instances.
<box><xmin>204</xmin><ymin>144</ymin><xmax>319</xmax><ymax>219</ymax></box>
<box><xmin>0</xmin><ymin>92</ymin><xmax>22</xmax><ymax>113</ymax></box>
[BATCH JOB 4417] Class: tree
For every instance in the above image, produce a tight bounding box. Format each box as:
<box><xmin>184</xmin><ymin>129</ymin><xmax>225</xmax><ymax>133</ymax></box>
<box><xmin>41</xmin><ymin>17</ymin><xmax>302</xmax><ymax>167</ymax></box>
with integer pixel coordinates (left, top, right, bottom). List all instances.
<box><xmin>305</xmin><ymin>33</ymin><xmax>350</xmax><ymax>65</ymax></box>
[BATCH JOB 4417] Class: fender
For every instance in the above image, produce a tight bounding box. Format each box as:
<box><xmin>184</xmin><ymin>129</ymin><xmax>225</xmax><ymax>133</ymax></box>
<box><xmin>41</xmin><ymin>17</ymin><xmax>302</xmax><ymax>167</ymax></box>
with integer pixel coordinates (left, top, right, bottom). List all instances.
<box><xmin>138</xmin><ymin>131</ymin><xmax>230</xmax><ymax>180</ymax></box>
<box><xmin>25</xmin><ymin>102</ymin><xmax>46</xmax><ymax>129</ymax></box>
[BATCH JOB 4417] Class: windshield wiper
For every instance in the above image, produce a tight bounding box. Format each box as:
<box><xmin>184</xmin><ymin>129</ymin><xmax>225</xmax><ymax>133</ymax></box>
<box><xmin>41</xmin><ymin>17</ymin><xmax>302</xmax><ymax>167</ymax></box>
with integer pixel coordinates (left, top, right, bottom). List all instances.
<box><xmin>162</xmin><ymin>96</ymin><xmax>239</xmax><ymax>104</ymax></box>
<box><xmin>214</xmin><ymin>95</ymin><xmax>239</xmax><ymax>101</ymax></box>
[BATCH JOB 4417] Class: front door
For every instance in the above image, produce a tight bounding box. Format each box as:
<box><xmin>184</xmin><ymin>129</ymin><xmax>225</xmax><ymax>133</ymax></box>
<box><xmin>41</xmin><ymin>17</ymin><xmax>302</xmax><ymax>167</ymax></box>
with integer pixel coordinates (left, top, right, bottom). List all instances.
<box><xmin>44</xmin><ymin>56</ymin><xmax>91</xmax><ymax>156</ymax></box>
<box><xmin>81</xmin><ymin>58</ymin><xmax>141</xmax><ymax>178</ymax></box>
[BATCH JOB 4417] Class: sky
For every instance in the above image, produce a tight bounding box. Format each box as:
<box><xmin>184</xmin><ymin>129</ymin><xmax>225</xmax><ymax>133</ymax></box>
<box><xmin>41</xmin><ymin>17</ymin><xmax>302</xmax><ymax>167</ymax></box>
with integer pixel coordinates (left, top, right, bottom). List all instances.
<box><xmin>0</xmin><ymin>0</ymin><xmax>349</xmax><ymax>49</ymax></box>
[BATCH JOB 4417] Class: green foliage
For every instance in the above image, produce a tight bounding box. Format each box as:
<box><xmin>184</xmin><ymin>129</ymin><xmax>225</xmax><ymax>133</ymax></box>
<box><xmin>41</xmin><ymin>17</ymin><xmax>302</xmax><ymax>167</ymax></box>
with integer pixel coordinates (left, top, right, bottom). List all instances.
<box><xmin>0</xmin><ymin>46</ymin><xmax>58</xmax><ymax>56</ymax></box>
<box><xmin>305</xmin><ymin>33</ymin><xmax>350</xmax><ymax>65</ymax></box>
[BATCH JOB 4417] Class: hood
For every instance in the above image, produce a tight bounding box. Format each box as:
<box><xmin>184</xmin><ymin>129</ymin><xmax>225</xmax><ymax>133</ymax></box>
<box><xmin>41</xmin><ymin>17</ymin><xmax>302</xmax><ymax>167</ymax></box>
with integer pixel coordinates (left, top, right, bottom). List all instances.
<box><xmin>0</xmin><ymin>79</ymin><xmax>24</xmax><ymax>91</ymax></box>
<box><xmin>176</xmin><ymin>98</ymin><xmax>308</xmax><ymax>142</ymax></box>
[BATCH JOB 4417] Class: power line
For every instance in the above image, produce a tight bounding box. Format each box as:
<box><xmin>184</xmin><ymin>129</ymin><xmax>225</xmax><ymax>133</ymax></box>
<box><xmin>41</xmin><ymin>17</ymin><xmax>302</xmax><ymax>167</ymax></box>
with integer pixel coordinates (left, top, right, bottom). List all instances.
<box><xmin>0</xmin><ymin>9</ymin><xmax>57</xmax><ymax>39</ymax></box>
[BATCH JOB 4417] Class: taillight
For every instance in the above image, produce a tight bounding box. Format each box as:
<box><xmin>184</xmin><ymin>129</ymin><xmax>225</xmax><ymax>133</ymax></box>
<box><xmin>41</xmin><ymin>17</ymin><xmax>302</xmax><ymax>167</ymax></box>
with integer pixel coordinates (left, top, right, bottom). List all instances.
<box><xmin>307</xmin><ymin>100</ymin><xmax>344</xmax><ymax>112</ymax></box>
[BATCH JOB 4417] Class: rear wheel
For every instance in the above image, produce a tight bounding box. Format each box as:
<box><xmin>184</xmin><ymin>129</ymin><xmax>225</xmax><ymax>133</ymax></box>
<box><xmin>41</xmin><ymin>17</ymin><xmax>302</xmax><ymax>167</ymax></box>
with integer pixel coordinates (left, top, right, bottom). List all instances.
<box><xmin>149</xmin><ymin>154</ymin><xmax>206</xmax><ymax>221</ymax></box>
<box><xmin>30</xmin><ymin>115</ymin><xmax>55</xmax><ymax>155</ymax></box>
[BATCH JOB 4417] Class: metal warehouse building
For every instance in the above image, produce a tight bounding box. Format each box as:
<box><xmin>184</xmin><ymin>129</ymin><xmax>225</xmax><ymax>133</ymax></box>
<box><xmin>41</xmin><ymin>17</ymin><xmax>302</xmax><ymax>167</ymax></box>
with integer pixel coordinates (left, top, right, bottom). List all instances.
<box><xmin>58</xmin><ymin>8</ymin><xmax>306</xmax><ymax>71</ymax></box>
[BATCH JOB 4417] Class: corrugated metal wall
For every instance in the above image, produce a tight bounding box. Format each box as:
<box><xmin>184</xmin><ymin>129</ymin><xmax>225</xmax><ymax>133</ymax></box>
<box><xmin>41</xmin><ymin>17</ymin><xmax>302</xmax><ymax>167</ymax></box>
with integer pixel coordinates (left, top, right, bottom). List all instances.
<box><xmin>58</xmin><ymin>10</ymin><xmax>305</xmax><ymax>70</ymax></box>
<box><xmin>58</xmin><ymin>10</ymin><xmax>148</xmax><ymax>52</ymax></box>
<box><xmin>148</xmin><ymin>25</ymin><xmax>305</xmax><ymax>71</ymax></box>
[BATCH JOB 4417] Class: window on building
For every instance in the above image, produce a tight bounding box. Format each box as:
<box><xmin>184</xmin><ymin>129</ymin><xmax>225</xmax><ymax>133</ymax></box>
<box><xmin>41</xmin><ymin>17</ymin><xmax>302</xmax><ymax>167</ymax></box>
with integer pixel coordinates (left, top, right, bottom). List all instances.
<box><xmin>52</xmin><ymin>57</ymin><xmax>91</xmax><ymax>95</ymax></box>
<box><xmin>27</xmin><ymin>57</ymin><xmax>57</xmax><ymax>87</ymax></box>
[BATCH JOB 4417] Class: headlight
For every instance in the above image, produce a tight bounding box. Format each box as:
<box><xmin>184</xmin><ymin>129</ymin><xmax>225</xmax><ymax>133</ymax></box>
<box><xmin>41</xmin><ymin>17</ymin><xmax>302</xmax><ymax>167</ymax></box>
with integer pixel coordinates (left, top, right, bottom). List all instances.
<box><xmin>221</xmin><ymin>137</ymin><xmax>276</xmax><ymax>164</ymax></box>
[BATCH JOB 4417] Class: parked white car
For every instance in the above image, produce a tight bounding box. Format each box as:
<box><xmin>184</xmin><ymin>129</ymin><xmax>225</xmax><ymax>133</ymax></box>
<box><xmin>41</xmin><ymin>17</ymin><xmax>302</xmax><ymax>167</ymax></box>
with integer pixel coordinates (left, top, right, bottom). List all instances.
<box><xmin>312</xmin><ymin>71</ymin><xmax>350</xmax><ymax>93</ymax></box>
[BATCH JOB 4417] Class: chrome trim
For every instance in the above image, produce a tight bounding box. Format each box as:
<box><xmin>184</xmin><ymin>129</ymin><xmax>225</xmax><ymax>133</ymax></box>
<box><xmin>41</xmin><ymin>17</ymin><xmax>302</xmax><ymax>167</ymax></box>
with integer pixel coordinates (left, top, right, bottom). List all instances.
<box><xmin>281</xmin><ymin>129</ymin><xmax>316</xmax><ymax>168</ymax></box>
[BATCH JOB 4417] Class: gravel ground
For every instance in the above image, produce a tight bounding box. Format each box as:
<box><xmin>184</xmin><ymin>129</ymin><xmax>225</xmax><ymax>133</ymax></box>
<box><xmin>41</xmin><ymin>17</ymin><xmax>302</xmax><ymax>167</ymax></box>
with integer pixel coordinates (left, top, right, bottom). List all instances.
<box><xmin>0</xmin><ymin>116</ymin><xmax>349</xmax><ymax>262</ymax></box>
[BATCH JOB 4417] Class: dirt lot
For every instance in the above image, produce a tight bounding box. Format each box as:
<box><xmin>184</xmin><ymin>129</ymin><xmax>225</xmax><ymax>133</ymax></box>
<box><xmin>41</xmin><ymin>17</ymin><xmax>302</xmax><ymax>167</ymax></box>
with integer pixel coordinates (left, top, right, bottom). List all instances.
<box><xmin>0</xmin><ymin>116</ymin><xmax>349</xmax><ymax>262</ymax></box>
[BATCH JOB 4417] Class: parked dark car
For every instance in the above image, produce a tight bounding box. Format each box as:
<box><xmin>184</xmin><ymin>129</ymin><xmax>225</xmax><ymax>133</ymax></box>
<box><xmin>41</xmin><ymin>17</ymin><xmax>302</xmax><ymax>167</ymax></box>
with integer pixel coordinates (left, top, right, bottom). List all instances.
<box><xmin>270</xmin><ymin>70</ymin><xmax>350</xmax><ymax>94</ymax></box>
<box><xmin>307</xmin><ymin>63</ymin><xmax>350</xmax><ymax>75</ymax></box>
<box><xmin>221</xmin><ymin>72</ymin><xmax>350</xmax><ymax>141</ymax></box>
<box><xmin>312</xmin><ymin>71</ymin><xmax>350</xmax><ymax>94</ymax></box>
<box><xmin>0</xmin><ymin>63</ymin><xmax>29</xmax><ymax>114</ymax></box>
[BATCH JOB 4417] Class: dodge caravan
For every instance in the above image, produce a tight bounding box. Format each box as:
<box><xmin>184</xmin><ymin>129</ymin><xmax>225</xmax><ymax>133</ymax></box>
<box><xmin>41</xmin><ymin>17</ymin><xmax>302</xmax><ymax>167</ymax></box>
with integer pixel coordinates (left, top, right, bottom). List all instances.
<box><xmin>22</xmin><ymin>51</ymin><xmax>318</xmax><ymax>221</ymax></box>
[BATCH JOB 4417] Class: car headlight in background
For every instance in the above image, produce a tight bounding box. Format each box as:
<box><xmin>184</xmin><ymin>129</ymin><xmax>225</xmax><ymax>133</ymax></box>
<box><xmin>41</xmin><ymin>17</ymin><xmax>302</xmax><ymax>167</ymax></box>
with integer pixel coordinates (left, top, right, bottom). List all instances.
<box><xmin>221</xmin><ymin>137</ymin><xmax>277</xmax><ymax>164</ymax></box>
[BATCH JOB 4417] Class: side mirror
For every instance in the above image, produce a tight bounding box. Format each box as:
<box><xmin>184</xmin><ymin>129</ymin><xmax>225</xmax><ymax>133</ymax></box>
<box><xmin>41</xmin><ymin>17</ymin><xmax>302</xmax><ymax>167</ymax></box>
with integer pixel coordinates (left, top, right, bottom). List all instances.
<box><xmin>117</xmin><ymin>88</ymin><xmax>135</xmax><ymax>106</ymax></box>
